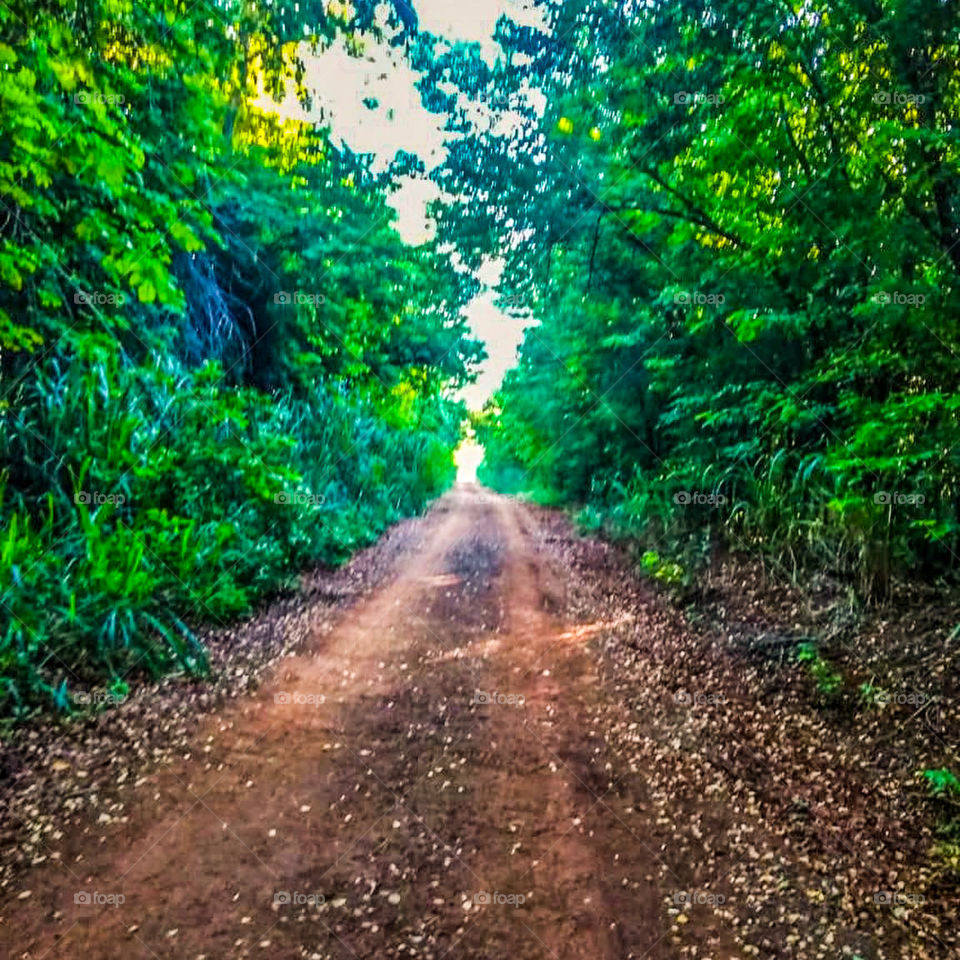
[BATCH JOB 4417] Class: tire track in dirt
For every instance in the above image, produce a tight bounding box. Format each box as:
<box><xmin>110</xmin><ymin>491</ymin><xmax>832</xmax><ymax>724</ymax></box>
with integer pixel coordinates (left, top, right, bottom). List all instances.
<box><xmin>450</xmin><ymin>495</ymin><xmax>669</xmax><ymax>960</ymax></box>
<box><xmin>0</xmin><ymin>486</ymin><xmax>670</xmax><ymax>959</ymax></box>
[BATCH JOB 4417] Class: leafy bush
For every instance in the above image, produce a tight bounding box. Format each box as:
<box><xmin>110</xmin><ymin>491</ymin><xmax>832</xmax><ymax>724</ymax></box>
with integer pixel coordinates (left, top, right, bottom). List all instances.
<box><xmin>922</xmin><ymin>768</ymin><xmax>960</xmax><ymax>882</ymax></box>
<box><xmin>924</xmin><ymin>769</ymin><xmax>960</xmax><ymax>800</ymax></box>
<box><xmin>0</xmin><ymin>0</ymin><xmax>478</xmax><ymax>719</ymax></box>
<box><xmin>796</xmin><ymin>642</ymin><xmax>844</xmax><ymax>698</ymax></box>
<box><xmin>451</xmin><ymin>0</ymin><xmax>959</xmax><ymax>599</ymax></box>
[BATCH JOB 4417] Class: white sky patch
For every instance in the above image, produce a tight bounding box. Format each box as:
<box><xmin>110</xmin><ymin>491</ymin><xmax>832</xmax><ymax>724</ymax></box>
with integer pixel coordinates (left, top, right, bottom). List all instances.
<box><xmin>387</xmin><ymin>176</ymin><xmax>441</xmax><ymax>245</ymax></box>
<box><xmin>414</xmin><ymin>0</ymin><xmax>548</xmax><ymax>64</ymax></box>
<box><xmin>414</xmin><ymin>0</ymin><xmax>548</xmax><ymax>43</ymax></box>
<box><xmin>251</xmin><ymin>0</ymin><xmax>538</xmax><ymax>410</ymax></box>
<box><xmin>460</xmin><ymin>288</ymin><xmax>529</xmax><ymax>410</ymax></box>
<box><xmin>259</xmin><ymin>37</ymin><xmax>449</xmax><ymax>175</ymax></box>
<box><xmin>455</xmin><ymin>435</ymin><xmax>484</xmax><ymax>482</ymax></box>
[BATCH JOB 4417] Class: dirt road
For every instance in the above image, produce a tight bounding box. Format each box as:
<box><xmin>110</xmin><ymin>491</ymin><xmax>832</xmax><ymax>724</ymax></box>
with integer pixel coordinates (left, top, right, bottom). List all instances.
<box><xmin>1</xmin><ymin>486</ymin><xmax>674</xmax><ymax>959</ymax></box>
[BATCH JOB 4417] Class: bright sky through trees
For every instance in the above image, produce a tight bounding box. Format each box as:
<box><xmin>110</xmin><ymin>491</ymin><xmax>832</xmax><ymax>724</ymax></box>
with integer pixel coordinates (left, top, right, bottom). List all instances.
<box><xmin>252</xmin><ymin>0</ymin><xmax>537</xmax><ymax>409</ymax></box>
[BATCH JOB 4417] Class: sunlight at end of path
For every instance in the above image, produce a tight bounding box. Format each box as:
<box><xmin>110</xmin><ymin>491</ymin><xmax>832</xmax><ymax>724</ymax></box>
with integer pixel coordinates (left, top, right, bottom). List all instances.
<box><xmin>455</xmin><ymin>438</ymin><xmax>484</xmax><ymax>483</ymax></box>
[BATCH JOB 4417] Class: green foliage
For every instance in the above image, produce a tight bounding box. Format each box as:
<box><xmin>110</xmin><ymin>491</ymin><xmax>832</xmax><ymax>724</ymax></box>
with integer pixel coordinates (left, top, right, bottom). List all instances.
<box><xmin>796</xmin><ymin>641</ymin><xmax>844</xmax><ymax>697</ymax></box>
<box><xmin>639</xmin><ymin>551</ymin><xmax>686</xmax><ymax>587</ymax></box>
<box><xmin>444</xmin><ymin>0</ymin><xmax>960</xmax><ymax>600</ymax></box>
<box><xmin>923</xmin><ymin>768</ymin><xmax>960</xmax><ymax>800</ymax></box>
<box><xmin>922</xmin><ymin>767</ymin><xmax>960</xmax><ymax>880</ymax></box>
<box><xmin>0</xmin><ymin>0</ymin><xmax>478</xmax><ymax>718</ymax></box>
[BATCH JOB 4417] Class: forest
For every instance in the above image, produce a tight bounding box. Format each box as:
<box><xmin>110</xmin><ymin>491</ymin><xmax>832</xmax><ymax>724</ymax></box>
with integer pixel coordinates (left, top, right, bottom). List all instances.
<box><xmin>466</xmin><ymin>0</ymin><xmax>960</xmax><ymax>604</ymax></box>
<box><xmin>1</xmin><ymin>1</ymin><xmax>958</xmax><ymax>957</ymax></box>
<box><xmin>2</xmin><ymin>0</ymin><xmax>955</xmax><ymax>715</ymax></box>
<box><xmin>0</xmin><ymin>0</ymin><xmax>482</xmax><ymax>717</ymax></box>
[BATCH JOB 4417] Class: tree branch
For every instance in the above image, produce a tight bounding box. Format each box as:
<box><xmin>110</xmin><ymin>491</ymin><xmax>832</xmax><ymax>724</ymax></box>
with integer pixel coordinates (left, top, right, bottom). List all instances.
<box><xmin>629</xmin><ymin>169</ymin><xmax>748</xmax><ymax>248</ymax></box>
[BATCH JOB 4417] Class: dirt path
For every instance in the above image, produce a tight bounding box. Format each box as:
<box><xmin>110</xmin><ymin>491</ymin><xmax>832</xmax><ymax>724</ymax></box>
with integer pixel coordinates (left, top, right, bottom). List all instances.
<box><xmin>0</xmin><ymin>486</ymin><xmax>673</xmax><ymax>959</ymax></box>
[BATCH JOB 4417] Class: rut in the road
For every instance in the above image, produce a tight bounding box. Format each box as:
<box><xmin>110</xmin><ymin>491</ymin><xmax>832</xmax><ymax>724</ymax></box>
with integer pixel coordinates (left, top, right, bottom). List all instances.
<box><xmin>2</xmin><ymin>488</ymin><xmax>672</xmax><ymax>960</ymax></box>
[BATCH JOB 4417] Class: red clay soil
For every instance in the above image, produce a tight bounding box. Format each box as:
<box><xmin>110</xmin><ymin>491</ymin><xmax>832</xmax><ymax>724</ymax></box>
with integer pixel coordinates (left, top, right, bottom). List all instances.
<box><xmin>0</xmin><ymin>487</ymin><xmax>680</xmax><ymax>959</ymax></box>
<box><xmin>0</xmin><ymin>486</ymin><xmax>953</xmax><ymax>959</ymax></box>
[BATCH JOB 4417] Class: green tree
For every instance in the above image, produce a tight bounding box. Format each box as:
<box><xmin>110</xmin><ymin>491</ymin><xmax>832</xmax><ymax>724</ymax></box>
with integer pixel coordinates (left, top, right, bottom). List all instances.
<box><xmin>444</xmin><ymin>0</ymin><xmax>960</xmax><ymax>597</ymax></box>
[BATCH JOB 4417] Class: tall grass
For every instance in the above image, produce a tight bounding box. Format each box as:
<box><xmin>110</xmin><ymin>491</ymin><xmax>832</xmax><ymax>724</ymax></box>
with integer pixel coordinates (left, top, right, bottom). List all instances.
<box><xmin>0</xmin><ymin>343</ymin><xmax>460</xmax><ymax>720</ymax></box>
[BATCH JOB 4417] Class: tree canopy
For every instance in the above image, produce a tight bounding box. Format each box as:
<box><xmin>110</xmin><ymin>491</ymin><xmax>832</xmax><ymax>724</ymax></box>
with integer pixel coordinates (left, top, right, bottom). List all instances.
<box><xmin>0</xmin><ymin>0</ymin><xmax>479</xmax><ymax>717</ymax></box>
<box><xmin>445</xmin><ymin>0</ymin><xmax>960</xmax><ymax>599</ymax></box>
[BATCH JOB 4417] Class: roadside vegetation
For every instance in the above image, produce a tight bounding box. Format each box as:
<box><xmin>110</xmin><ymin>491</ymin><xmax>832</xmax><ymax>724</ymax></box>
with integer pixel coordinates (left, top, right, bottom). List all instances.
<box><xmin>0</xmin><ymin>0</ymin><xmax>480</xmax><ymax>719</ymax></box>
<box><xmin>432</xmin><ymin>0</ymin><xmax>960</xmax><ymax>887</ymax></box>
<box><xmin>444</xmin><ymin>0</ymin><xmax>960</xmax><ymax>601</ymax></box>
